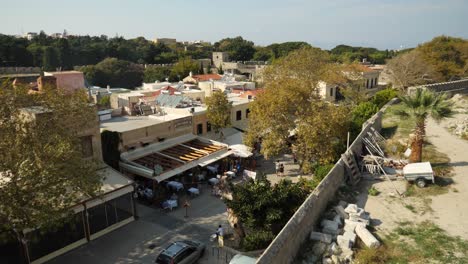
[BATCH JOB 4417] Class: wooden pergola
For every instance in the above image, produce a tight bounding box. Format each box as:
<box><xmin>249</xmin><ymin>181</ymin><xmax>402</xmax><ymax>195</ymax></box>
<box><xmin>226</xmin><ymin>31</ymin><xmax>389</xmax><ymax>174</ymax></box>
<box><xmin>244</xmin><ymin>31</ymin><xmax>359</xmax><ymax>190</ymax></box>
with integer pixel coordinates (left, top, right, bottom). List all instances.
<box><xmin>132</xmin><ymin>139</ymin><xmax>227</xmax><ymax>172</ymax></box>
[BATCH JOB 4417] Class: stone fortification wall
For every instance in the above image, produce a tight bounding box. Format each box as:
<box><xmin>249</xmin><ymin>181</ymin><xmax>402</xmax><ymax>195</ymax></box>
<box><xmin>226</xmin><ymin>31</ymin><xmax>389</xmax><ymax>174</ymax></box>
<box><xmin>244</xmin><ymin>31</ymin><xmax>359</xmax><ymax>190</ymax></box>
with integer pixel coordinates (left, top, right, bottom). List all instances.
<box><xmin>256</xmin><ymin>99</ymin><xmax>396</xmax><ymax>264</ymax></box>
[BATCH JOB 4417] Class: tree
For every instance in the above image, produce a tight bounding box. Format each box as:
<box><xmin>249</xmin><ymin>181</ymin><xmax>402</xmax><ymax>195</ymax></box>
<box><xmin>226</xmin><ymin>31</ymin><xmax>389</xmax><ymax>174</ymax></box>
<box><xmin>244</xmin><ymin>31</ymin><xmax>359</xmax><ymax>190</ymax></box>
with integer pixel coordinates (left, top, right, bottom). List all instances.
<box><xmin>0</xmin><ymin>82</ymin><xmax>102</xmax><ymax>245</ymax></box>
<box><xmin>81</xmin><ymin>58</ymin><xmax>144</xmax><ymax>88</ymax></box>
<box><xmin>294</xmin><ymin>101</ymin><xmax>351</xmax><ymax>172</ymax></box>
<box><xmin>215</xmin><ymin>36</ymin><xmax>256</xmax><ymax>61</ymax></box>
<box><xmin>224</xmin><ymin>178</ymin><xmax>312</xmax><ymax>250</ymax></box>
<box><xmin>171</xmin><ymin>57</ymin><xmax>200</xmax><ymax>80</ymax></box>
<box><xmin>385</xmin><ymin>49</ymin><xmax>438</xmax><ymax>89</ymax></box>
<box><xmin>418</xmin><ymin>36</ymin><xmax>468</xmax><ymax>81</ymax></box>
<box><xmin>144</xmin><ymin>66</ymin><xmax>172</xmax><ymax>83</ymax></box>
<box><xmin>205</xmin><ymin>91</ymin><xmax>231</xmax><ymax>136</ymax></box>
<box><xmin>396</xmin><ymin>89</ymin><xmax>453</xmax><ymax>162</ymax></box>
<box><xmin>42</xmin><ymin>46</ymin><xmax>60</xmax><ymax>71</ymax></box>
<box><xmin>245</xmin><ymin>47</ymin><xmax>350</xmax><ymax>167</ymax></box>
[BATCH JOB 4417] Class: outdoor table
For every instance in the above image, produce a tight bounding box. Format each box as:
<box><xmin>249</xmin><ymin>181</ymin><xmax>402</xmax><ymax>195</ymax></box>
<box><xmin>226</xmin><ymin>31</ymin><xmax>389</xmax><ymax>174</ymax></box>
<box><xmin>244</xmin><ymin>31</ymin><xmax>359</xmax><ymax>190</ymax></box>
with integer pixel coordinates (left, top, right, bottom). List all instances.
<box><xmin>188</xmin><ymin>187</ymin><xmax>200</xmax><ymax>196</ymax></box>
<box><xmin>207</xmin><ymin>165</ymin><xmax>218</xmax><ymax>174</ymax></box>
<box><xmin>167</xmin><ymin>181</ymin><xmax>184</xmax><ymax>192</ymax></box>
<box><xmin>226</xmin><ymin>171</ymin><xmax>236</xmax><ymax>178</ymax></box>
<box><xmin>208</xmin><ymin>178</ymin><xmax>220</xmax><ymax>185</ymax></box>
<box><xmin>164</xmin><ymin>199</ymin><xmax>178</xmax><ymax>210</ymax></box>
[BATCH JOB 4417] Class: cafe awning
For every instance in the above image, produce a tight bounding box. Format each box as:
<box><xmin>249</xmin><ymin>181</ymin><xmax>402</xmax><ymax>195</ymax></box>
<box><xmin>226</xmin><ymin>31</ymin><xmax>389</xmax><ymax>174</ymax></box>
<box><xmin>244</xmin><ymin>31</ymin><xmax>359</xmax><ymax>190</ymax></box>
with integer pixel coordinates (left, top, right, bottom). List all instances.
<box><xmin>120</xmin><ymin>134</ymin><xmax>232</xmax><ymax>182</ymax></box>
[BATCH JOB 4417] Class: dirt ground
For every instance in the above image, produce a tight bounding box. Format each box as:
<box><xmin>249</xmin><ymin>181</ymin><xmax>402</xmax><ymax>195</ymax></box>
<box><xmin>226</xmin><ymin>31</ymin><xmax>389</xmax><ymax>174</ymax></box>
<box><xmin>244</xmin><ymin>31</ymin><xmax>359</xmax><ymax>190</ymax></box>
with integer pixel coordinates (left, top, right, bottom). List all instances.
<box><xmin>357</xmin><ymin>116</ymin><xmax>468</xmax><ymax>240</ymax></box>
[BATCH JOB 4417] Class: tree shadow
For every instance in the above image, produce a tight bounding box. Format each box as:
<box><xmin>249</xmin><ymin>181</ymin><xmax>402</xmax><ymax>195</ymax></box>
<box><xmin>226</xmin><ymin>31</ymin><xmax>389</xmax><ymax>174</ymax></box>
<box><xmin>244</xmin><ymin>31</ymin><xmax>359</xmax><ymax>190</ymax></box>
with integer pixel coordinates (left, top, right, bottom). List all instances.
<box><xmin>381</xmin><ymin>125</ymin><xmax>398</xmax><ymax>139</ymax></box>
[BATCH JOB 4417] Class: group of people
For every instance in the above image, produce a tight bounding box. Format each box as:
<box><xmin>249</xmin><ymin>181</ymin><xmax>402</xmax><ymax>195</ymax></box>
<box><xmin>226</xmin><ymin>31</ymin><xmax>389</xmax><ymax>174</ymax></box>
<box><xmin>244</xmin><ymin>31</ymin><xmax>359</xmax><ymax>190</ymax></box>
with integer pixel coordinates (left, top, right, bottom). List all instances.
<box><xmin>275</xmin><ymin>160</ymin><xmax>285</xmax><ymax>177</ymax></box>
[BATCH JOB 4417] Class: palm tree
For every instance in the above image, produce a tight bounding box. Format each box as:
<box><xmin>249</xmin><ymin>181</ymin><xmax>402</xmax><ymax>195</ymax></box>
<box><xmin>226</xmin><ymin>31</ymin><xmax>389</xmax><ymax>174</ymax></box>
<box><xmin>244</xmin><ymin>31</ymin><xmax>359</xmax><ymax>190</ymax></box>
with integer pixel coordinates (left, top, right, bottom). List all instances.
<box><xmin>397</xmin><ymin>88</ymin><xmax>453</xmax><ymax>162</ymax></box>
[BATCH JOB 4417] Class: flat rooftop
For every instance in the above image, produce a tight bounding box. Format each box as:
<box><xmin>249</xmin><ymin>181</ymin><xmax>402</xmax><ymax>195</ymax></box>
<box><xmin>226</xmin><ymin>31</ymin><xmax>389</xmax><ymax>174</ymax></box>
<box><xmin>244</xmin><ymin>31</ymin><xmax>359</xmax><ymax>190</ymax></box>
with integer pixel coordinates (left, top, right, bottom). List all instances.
<box><xmin>100</xmin><ymin>113</ymin><xmax>190</xmax><ymax>133</ymax></box>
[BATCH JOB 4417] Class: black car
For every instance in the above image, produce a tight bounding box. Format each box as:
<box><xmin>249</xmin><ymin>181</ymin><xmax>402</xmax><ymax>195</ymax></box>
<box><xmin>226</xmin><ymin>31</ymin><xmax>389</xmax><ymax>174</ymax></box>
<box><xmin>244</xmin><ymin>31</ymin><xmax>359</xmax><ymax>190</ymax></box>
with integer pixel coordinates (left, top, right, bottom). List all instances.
<box><xmin>155</xmin><ymin>240</ymin><xmax>206</xmax><ymax>264</ymax></box>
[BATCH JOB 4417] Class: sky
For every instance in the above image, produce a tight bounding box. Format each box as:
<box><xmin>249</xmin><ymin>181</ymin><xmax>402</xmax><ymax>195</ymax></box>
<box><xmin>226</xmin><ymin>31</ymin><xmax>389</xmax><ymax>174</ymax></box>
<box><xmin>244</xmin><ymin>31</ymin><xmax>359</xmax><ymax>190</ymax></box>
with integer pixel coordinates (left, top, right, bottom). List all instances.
<box><xmin>1</xmin><ymin>0</ymin><xmax>467</xmax><ymax>50</ymax></box>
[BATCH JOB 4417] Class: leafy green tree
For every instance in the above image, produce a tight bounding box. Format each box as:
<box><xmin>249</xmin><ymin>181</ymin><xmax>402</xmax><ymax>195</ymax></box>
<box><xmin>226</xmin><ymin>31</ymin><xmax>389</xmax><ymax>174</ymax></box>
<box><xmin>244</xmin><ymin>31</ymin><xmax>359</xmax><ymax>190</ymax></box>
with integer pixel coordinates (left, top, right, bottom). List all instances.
<box><xmin>171</xmin><ymin>57</ymin><xmax>200</xmax><ymax>80</ymax></box>
<box><xmin>418</xmin><ymin>36</ymin><xmax>468</xmax><ymax>81</ymax></box>
<box><xmin>245</xmin><ymin>47</ymin><xmax>351</xmax><ymax>167</ymax></box>
<box><xmin>81</xmin><ymin>58</ymin><xmax>144</xmax><ymax>88</ymax></box>
<box><xmin>55</xmin><ymin>38</ymin><xmax>73</xmax><ymax>69</ymax></box>
<box><xmin>372</xmin><ymin>88</ymin><xmax>398</xmax><ymax>108</ymax></box>
<box><xmin>42</xmin><ymin>46</ymin><xmax>60</xmax><ymax>71</ymax></box>
<box><xmin>267</xmin><ymin>42</ymin><xmax>311</xmax><ymax>59</ymax></box>
<box><xmin>215</xmin><ymin>36</ymin><xmax>256</xmax><ymax>61</ymax></box>
<box><xmin>224</xmin><ymin>178</ymin><xmax>312</xmax><ymax>250</ymax></box>
<box><xmin>253</xmin><ymin>47</ymin><xmax>274</xmax><ymax>61</ymax></box>
<box><xmin>205</xmin><ymin>91</ymin><xmax>231</xmax><ymax>136</ymax></box>
<box><xmin>396</xmin><ymin>89</ymin><xmax>453</xmax><ymax>162</ymax></box>
<box><xmin>143</xmin><ymin>66</ymin><xmax>172</xmax><ymax>83</ymax></box>
<box><xmin>0</xmin><ymin>82</ymin><xmax>102</xmax><ymax>245</ymax></box>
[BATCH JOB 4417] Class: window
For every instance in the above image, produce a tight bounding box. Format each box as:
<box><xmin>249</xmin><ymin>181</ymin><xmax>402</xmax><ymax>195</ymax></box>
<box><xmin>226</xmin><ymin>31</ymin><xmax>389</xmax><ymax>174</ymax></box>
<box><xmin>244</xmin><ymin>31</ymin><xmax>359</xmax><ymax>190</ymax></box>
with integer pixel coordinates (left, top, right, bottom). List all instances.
<box><xmin>207</xmin><ymin>122</ymin><xmax>212</xmax><ymax>132</ymax></box>
<box><xmin>196</xmin><ymin>123</ymin><xmax>203</xmax><ymax>135</ymax></box>
<box><xmin>175</xmin><ymin>248</ymin><xmax>195</xmax><ymax>263</ymax></box>
<box><xmin>329</xmin><ymin>88</ymin><xmax>334</xmax><ymax>97</ymax></box>
<box><xmin>236</xmin><ymin>110</ymin><xmax>242</xmax><ymax>121</ymax></box>
<box><xmin>80</xmin><ymin>136</ymin><xmax>93</xmax><ymax>158</ymax></box>
<box><xmin>246</xmin><ymin>109</ymin><xmax>250</xmax><ymax>119</ymax></box>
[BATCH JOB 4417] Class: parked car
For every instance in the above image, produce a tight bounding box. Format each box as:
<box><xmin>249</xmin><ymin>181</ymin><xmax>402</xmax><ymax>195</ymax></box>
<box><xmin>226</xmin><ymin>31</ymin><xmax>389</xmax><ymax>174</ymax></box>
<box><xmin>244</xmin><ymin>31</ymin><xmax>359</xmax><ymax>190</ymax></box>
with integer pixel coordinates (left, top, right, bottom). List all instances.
<box><xmin>155</xmin><ymin>240</ymin><xmax>205</xmax><ymax>264</ymax></box>
<box><xmin>229</xmin><ymin>254</ymin><xmax>257</xmax><ymax>264</ymax></box>
<box><xmin>403</xmin><ymin>162</ymin><xmax>434</xmax><ymax>188</ymax></box>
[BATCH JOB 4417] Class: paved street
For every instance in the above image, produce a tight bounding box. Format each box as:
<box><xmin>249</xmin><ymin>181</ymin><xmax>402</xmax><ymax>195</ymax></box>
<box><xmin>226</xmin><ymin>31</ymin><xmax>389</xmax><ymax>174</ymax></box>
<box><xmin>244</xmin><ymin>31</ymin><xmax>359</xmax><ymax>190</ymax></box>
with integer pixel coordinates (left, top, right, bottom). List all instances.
<box><xmin>49</xmin><ymin>186</ymin><xmax>231</xmax><ymax>264</ymax></box>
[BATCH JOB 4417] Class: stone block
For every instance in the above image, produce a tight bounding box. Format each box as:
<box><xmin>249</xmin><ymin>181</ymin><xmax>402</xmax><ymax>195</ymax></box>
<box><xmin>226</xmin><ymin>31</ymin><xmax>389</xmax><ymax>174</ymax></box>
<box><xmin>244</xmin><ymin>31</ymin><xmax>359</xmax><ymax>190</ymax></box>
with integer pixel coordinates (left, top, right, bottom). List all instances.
<box><xmin>344</xmin><ymin>204</ymin><xmax>358</xmax><ymax>214</ymax></box>
<box><xmin>342</xmin><ymin>231</ymin><xmax>357</xmax><ymax>245</ymax></box>
<box><xmin>338</xmin><ymin>200</ymin><xmax>348</xmax><ymax>208</ymax></box>
<box><xmin>356</xmin><ymin>225</ymin><xmax>381</xmax><ymax>248</ymax></box>
<box><xmin>336</xmin><ymin>235</ymin><xmax>352</xmax><ymax>250</ymax></box>
<box><xmin>310</xmin><ymin>232</ymin><xmax>333</xmax><ymax>244</ymax></box>
<box><xmin>328</xmin><ymin>242</ymin><xmax>340</xmax><ymax>255</ymax></box>
<box><xmin>334</xmin><ymin>205</ymin><xmax>349</xmax><ymax>220</ymax></box>
<box><xmin>343</xmin><ymin>223</ymin><xmax>356</xmax><ymax>233</ymax></box>
<box><xmin>322</xmin><ymin>257</ymin><xmax>333</xmax><ymax>264</ymax></box>
<box><xmin>331</xmin><ymin>255</ymin><xmax>340</xmax><ymax>264</ymax></box>
<box><xmin>333</xmin><ymin>214</ymin><xmax>342</xmax><ymax>226</ymax></box>
<box><xmin>321</xmin><ymin>220</ymin><xmax>340</xmax><ymax>235</ymax></box>
<box><xmin>312</xmin><ymin>242</ymin><xmax>328</xmax><ymax>256</ymax></box>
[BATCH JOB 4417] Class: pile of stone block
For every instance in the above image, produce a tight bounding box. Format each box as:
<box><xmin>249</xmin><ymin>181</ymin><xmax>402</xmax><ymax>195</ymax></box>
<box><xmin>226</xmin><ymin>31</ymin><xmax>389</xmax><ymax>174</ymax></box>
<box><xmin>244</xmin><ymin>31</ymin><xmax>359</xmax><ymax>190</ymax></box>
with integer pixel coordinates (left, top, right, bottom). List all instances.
<box><xmin>306</xmin><ymin>201</ymin><xmax>380</xmax><ymax>264</ymax></box>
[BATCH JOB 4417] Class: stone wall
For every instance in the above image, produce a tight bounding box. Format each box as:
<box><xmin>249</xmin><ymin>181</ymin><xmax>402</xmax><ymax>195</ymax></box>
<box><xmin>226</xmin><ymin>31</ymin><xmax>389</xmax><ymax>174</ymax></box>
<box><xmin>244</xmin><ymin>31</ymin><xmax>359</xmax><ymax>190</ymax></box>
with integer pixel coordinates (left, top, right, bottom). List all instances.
<box><xmin>0</xmin><ymin>67</ymin><xmax>41</xmax><ymax>74</ymax></box>
<box><xmin>255</xmin><ymin>99</ymin><xmax>395</xmax><ymax>264</ymax></box>
<box><xmin>408</xmin><ymin>79</ymin><xmax>468</xmax><ymax>95</ymax></box>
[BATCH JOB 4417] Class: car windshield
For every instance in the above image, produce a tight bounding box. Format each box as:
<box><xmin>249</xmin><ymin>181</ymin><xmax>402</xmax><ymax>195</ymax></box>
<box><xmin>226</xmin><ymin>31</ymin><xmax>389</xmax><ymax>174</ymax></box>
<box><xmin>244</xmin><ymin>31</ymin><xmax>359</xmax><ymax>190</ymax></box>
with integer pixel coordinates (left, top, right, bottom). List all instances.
<box><xmin>155</xmin><ymin>254</ymin><xmax>172</xmax><ymax>264</ymax></box>
<box><xmin>165</xmin><ymin>242</ymin><xmax>186</xmax><ymax>256</ymax></box>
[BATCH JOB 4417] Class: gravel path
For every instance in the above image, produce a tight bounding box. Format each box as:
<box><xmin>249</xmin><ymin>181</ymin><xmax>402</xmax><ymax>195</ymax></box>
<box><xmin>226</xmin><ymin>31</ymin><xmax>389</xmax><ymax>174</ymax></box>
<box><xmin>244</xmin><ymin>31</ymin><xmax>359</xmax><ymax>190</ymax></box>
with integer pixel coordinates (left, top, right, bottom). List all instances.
<box><xmin>426</xmin><ymin>117</ymin><xmax>468</xmax><ymax>239</ymax></box>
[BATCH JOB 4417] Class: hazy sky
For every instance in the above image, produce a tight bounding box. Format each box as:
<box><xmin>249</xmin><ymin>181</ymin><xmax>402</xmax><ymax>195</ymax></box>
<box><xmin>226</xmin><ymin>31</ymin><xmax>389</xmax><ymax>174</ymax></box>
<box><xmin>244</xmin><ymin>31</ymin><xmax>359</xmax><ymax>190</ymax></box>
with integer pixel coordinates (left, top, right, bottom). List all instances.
<box><xmin>1</xmin><ymin>0</ymin><xmax>467</xmax><ymax>49</ymax></box>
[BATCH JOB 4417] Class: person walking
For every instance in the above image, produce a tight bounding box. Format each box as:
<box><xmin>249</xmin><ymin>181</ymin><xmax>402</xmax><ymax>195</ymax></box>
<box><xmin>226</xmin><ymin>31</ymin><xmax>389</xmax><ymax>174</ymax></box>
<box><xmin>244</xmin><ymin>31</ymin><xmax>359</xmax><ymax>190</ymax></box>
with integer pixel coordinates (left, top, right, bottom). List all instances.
<box><xmin>279</xmin><ymin>163</ymin><xmax>284</xmax><ymax>177</ymax></box>
<box><xmin>216</xmin><ymin>225</ymin><xmax>224</xmax><ymax>247</ymax></box>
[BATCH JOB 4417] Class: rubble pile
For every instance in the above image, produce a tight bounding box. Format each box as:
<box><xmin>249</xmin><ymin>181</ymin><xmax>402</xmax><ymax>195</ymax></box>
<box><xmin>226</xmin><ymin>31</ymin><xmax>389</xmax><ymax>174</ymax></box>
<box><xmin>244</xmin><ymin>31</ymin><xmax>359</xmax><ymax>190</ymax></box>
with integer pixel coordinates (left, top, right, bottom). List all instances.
<box><xmin>448</xmin><ymin>117</ymin><xmax>468</xmax><ymax>138</ymax></box>
<box><xmin>303</xmin><ymin>201</ymin><xmax>380</xmax><ymax>264</ymax></box>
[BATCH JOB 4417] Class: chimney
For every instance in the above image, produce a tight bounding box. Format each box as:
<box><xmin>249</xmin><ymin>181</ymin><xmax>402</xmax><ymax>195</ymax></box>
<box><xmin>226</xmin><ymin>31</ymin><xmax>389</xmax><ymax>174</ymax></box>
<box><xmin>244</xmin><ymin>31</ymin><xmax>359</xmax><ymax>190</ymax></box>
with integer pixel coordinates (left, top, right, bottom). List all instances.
<box><xmin>189</xmin><ymin>71</ymin><xmax>193</xmax><ymax>77</ymax></box>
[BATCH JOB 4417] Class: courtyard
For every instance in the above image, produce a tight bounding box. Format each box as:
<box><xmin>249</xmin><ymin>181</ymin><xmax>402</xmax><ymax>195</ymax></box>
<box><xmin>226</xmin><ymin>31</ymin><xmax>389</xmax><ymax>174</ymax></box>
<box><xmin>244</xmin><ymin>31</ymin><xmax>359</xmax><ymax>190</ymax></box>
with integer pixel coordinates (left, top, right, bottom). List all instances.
<box><xmin>48</xmin><ymin>184</ymin><xmax>231</xmax><ymax>264</ymax></box>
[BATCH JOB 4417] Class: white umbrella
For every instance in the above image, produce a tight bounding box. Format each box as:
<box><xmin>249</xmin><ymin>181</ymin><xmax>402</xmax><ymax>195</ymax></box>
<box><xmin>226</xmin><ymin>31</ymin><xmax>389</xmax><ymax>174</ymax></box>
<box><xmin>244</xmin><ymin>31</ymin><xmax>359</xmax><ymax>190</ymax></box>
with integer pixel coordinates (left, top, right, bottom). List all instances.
<box><xmin>230</xmin><ymin>144</ymin><xmax>253</xmax><ymax>158</ymax></box>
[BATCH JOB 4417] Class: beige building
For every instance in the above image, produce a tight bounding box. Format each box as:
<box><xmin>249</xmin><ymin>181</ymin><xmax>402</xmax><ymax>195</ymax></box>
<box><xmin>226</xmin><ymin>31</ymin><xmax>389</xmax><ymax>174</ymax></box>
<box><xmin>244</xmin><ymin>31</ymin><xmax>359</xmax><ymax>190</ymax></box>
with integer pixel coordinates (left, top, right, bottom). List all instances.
<box><xmin>14</xmin><ymin>105</ymin><xmax>135</xmax><ymax>264</ymax></box>
<box><xmin>153</xmin><ymin>38</ymin><xmax>177</xmax><ymax>45</ymax></box>
<box><xmin>44</xmin><ymin>71</ymin><xmax>86</xmax><ymax>92</ymax></box>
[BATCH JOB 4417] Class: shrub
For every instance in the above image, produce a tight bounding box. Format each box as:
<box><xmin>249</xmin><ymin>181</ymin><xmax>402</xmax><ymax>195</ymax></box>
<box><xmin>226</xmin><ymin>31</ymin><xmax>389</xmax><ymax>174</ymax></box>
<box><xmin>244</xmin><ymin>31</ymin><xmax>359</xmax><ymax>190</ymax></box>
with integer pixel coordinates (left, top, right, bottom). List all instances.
<box><xmin>242</xmin><ymin>230</ymin><xmax>275</xmax><ymax>251</ymax></box>
<box><xmin>372</xmin><ymin>88</ymin><xmax>399</xmax><ymax>108</ymax></box>
<box><xmin>368</xmin><ymin>186</ymin><xmax>380</xmax><ymax>196</ymax></box>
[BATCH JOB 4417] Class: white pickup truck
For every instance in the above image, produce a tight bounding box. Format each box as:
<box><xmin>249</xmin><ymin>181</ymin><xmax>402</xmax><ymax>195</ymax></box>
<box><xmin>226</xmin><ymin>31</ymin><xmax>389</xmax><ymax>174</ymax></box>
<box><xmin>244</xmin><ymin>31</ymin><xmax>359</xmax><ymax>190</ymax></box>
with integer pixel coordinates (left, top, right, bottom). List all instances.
<box><xmin>403</xmin><ymin>162</ymin><xmax>435</xmax><ymax>188</ymax></box>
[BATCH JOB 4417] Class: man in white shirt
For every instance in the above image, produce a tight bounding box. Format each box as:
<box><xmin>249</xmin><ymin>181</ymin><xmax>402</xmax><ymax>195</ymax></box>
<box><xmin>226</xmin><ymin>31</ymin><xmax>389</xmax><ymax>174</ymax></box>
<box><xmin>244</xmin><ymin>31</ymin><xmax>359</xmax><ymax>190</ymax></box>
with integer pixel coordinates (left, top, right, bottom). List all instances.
<box><xmin>216</xmin><ymin>225</ymin><xmax>224</xmax><ymax>247</ymax></box>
